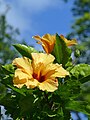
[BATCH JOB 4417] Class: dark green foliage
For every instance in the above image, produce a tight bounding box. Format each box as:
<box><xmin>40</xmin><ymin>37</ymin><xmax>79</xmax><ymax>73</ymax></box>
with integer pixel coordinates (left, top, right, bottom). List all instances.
<box><xmin>66</xmin><ymin>100</ymin><xmax>90</xmax><ymax>116</ymax></box>
<box><xmin>0</xmin><ymin>83</ymin><xmax>6</xmax><ymax>100</ymax></box>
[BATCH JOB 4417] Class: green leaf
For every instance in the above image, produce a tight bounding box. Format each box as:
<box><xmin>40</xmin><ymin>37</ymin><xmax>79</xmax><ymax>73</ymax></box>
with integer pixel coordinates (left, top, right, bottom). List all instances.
<box><xmin>8</xmin><ymin>85</ymin><xmax>34</xmax><ymax>96</ymax></box>
<box><xmin>0</xmin><ymin>64</ymin><xmax>14</xmax><ymax>86</ymax></box>
<box><xmin>13</xmin><ymin>44</ymin><xmax>38</xmax><ymax>59</ymax></box>
<box><xmin>52</xmin><ymin>34</ymin><xmax>71</xmax><ymax>66</ymax></box>
<box><xmin>0</xmin><ymin>93</ymin><xmax>21</xmax><ymax>119</ymax></box>
<box><xmin>79</xmin><ymin>75</ymin><xmax>90</xmax><ymax>83</ymax></box>
<box><xmin>2</xmin><ymin>64</ymin><xmax>14</xmax><ymax>74</ymax></box>
<box><xmin>55</xmin><ymin>79</ymin><xmax>81</xmax><ymax>100</ymax></box>
<box><xmin>70</xmin><ymin>64</ymin><xmax>90</xmax><ymax>80</ymax></box>
<box><xmin>0</xmin><ymin>83</ymin><xmax>6</xmax><ymax>100</ymax></box>
<box><xmin>2</xmin><ymin>74</ymin><xmax>13</xmax><ymax>86</ymax></box>
<box><xmin>8</xmin><ymin>85</ymin><xmax>26</xmax><ymax>96</ymax></box>
<box><xmin>19</xmin><ymin>94</ymin><xmax>34</xmax><ymax>117</ymax></box>
<box><xmin>66</xmin><ymin>100</ymin><xmax>90</xmax><ymax>116</ymax></box>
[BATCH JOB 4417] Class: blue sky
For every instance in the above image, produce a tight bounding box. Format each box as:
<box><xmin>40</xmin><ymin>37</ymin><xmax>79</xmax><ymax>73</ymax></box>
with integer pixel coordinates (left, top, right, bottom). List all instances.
<box><xmin>0</xmin><ymin>0</ymin><xmax>74</xmax><ymax>50</ymax></box>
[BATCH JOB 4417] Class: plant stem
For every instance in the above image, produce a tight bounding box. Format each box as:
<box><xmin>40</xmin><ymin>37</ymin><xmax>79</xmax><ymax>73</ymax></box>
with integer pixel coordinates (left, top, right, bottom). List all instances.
<box><xmin>44</xmin><ymin>92</ymin><xmax>52</xmax><ymax>109</ymax></box>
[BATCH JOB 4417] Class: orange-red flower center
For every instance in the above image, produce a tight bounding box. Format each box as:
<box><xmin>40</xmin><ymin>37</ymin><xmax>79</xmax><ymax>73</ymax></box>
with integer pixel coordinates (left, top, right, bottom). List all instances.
<box><xmin>33</xmin><ymin>73</ymin><xmax>45</xmax><ymax>83</ymax></box>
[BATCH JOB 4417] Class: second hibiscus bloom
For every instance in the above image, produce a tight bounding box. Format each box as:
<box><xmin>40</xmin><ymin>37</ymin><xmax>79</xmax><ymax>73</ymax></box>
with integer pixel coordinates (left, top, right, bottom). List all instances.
<box><xmin>33</xmin><ymin>34</ymin><xmax>77</xmax><ymax>53</ymax></box>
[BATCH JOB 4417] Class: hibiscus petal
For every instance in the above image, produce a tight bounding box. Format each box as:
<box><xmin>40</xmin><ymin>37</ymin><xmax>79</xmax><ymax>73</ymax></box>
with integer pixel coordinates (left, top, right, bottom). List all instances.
<box><xmin>52</xmin><ymin>65</ymin><xmax>69</xmax><ymax>77</ymax></box>
<box><xmin>12</xmin><ymin>57</ymin><xmax>33</xmax><ymax>75</ymax></box>
<box><xmin>31</xmin><ymin>53</ymin><xmax>55</xmax><ymax>66</ymax></box>
<box><xmin>42</xmin><ymin>34</ymin><xmax>55</xmax><ymax>43</ymax></box>
<box><xmin>38</xmin><ymin>78</ymin><xmax>58</xmax><ymax>92</ymax></box>
<box><xmin>33</xmin><ymin>34</ymin><xmax>56</xmax><ymax>53</ymax></box>
<box><xmin>60</xmin><ymin>35</ymin><xmax>77</xmax><ymax>46</ymax></box>
<box><xmin>26</xmin><ymin>79</ymin><xmax>39</xmax><ymax>89</ymax></box>
<box><xmin>13</xmin><ymin>69</ymin><xmax>32</xmax><ymax>88</ymax></box>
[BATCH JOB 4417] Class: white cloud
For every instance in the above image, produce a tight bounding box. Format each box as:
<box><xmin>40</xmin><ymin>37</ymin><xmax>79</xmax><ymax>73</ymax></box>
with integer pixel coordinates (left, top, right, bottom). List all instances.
<box><xmin>0</xmin><ymin>0</ymin><xmax>7</xmax><ymax>14</ymax></box>
<box><xmin>7</xmin><ymin>6</ymin><xmax>32</xmax><ymax>31</ymax></box>
<box><xmin>13</xmin><ymin>0</ymin><xmax>64</xmax><ymax>14</ymax></box>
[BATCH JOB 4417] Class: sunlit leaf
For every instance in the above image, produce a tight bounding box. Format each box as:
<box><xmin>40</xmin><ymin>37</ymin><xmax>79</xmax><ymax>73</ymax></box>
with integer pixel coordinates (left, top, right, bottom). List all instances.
<box><xmin>13</xmin><ymin>44</ymin><xmax>38</xmax><ymax>59</ymax></box>
<box><xmin>2</xmin><ymin>64</ymin><xmax>14</xmax><ymax>74</ymax></box>
<box><xmin>70</xmin><ymin>64</ymin><xmax>90</xmax><ymax>83</ymax></box>
<box><xmin>52</xmin><ymin>34</ymin><xmax>71</xmax><ymax>66</ymax></box>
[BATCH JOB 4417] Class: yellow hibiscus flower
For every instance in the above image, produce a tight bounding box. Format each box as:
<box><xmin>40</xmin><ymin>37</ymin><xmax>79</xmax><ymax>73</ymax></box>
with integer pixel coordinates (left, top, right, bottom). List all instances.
<box><xmin>12</xmin><ymin>53</ymin><xmax>69</xmax><ymax>92</ymax></box>
<box><xmin>33</xmin><ymin>34</ymin><xmax>77</xmax><ymax>53</ymax></box>
<box><xmin>33</xmin><ymin>34</ymin><xmax>56</xmax><ymax>53</ymax></box>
